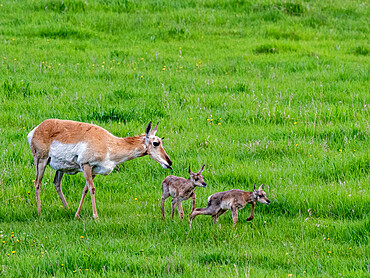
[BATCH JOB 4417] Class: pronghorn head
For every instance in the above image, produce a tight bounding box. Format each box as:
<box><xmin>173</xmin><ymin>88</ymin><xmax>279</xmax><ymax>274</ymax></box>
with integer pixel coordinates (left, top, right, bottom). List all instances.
<box><xmin>145</xmin><ymin>122</ymin><xmax>173</xmax><ymax>170</ymax></box>
<box><xmin>189</xmin><ymin>164</ymin><xmax>207</xmax><ymax>187</ymax></box>
<box><xmin>253</xmin><ymin>183</ymin><xmax>270</xmax><ymax>205</ymax></box>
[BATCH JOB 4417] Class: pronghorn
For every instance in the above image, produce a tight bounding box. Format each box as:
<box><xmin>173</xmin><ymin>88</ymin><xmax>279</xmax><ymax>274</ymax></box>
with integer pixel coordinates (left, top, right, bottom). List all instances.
<box><xmin>27</xmin><ymin>119</ymin><xmax>172</xmax><ymax>219</ymax></box>
<box><xmin>161</xmin><ymin>165</ymin><xmax>207</xmax><ymax>220</ymax></box>
<box><xmin>189</xmin><ymin>184</ymin><xmax>270</xmax><ymax>227</ymax></box>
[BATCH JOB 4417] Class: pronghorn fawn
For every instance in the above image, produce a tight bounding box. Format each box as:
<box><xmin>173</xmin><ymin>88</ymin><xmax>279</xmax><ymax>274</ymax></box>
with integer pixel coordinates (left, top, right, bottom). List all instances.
<box><xmin>27</xmin><ymin>119</ymin><xmax>172</xmax><ymax>219</ymax></box>
<box><xmin>189</xmin><ymin>184</ymin><xmax>270</xmax><ymax>227</ymax></box>
<box><xmin>161</xmin><ymin>165</ymin><xmax>207</xmax><ymax>220</ymax></box>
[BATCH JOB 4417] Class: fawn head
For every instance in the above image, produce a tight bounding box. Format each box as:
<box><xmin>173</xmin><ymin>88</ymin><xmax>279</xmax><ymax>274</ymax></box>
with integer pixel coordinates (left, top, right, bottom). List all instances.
<box><xmin>253</xmin><ymin>184</ymin><xmax>270</xmax><ymax>204</ymax></box>
<box><xmin>189</xmin><ymin>164</ymin><xmax>207</xmax><ymax>187</ymax></box>
<box><xmin>144</xmin><ymin>122</ymin><xmax>173</xmax><ymax>170</ymax></box>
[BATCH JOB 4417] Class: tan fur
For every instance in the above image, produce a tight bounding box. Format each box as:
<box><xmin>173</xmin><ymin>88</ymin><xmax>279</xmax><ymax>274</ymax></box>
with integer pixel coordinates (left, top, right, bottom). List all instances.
<box><xmin>161</xmin><ymin>165</ymin><xmax>206</xmax><ymax>220</ymax></box>
<box><xmin>189</xmin><ymin>184</ymin><xmax>270</xmax><ymax>227</ymax></box>
<box><xmin>28</xmin><ymin>119</ymin><xmax>172</xmax><ymax>218</ymax></box>
<box><xmin>30</xmin><ymin>119</ymin><xmax>146</xmax><ymax>163</ymax></box>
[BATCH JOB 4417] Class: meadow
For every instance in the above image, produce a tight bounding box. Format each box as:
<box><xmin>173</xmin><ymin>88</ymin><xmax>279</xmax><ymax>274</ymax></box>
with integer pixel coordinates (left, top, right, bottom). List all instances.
<box><xmin>0</xmin><ymin>0</ymin><xmax>369</xmax><ymax>277</ymax></box>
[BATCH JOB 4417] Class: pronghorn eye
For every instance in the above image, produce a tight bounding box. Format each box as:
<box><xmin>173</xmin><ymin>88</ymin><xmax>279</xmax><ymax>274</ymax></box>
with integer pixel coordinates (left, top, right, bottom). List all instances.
<box><xmin>153</xmin><ymin>141</ymin><xmax>160</xmax><ymax>147</ymax></box>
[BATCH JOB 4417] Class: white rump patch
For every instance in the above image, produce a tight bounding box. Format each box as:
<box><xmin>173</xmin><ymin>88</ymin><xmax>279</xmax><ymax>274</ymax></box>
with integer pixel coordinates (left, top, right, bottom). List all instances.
<box><xmin>27</xmin><ymin>126</ymin><xmax>38</xmax><ymax>147</ymax></box>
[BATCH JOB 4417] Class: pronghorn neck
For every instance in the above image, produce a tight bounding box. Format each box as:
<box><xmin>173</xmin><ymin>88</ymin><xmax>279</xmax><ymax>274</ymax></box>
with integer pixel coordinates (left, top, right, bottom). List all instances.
<box><xmin>243</xmin><ymin>191</ymin><xmax>255</xmax><ymax>203</ymax></box>
<box><xmin>251</xmin><ymin>191</ymin><xmax>257</xmax><ymax>202</ymax></box>
<box><xmin>187</xmin><ymin>178</ymin><xmax>197</xmax><ymax>190</ymax></box>
<box><xmin>110</xmin><ymin>135</ymin><xmax>147</xmax><ymax>164</ymax></box>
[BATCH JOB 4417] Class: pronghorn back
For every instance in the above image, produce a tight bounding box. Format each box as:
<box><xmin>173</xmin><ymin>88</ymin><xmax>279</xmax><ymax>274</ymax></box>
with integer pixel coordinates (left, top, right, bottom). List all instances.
<box><xmin>28</xmin><ymin>119</ymin><xmax>115</xmax><ymax>158</ymax></box>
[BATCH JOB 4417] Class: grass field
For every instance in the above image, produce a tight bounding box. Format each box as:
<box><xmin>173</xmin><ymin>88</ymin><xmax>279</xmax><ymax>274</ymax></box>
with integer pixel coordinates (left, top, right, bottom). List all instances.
<box><xmin>0</xmin><ymin>0</ymin><xmax>369</xmax><ymax>277</ymax></box>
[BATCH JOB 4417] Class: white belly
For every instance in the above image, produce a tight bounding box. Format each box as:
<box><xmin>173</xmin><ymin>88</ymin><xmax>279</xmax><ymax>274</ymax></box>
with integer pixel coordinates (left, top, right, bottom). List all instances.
<box><xmin>91</xmin><ymin>159</ymin><xmax>116</xmax><ymax>175</ymax></box>
<box><xmin>169</xmin><ymin>188</ymin><xmax>177</xmax><ymax>198</ymax></box>
<box><xmin>220</xmin><ymin>199</ymin><xmax>234</xmax><ymax>210</ymax></box>
<box><xmin>49</xmin><ymin>141</ymin><xmax>87</xmax><ymax>174</ymax></box>
<box><xmin>48</xmin><ymin>141</ymin><xmax>117</xmax><ymax>175</ymax></box>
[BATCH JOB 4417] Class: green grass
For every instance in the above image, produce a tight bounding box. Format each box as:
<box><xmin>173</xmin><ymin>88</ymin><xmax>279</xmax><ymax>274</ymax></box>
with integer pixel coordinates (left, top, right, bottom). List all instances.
<box><xmin>0</xmin><ymin>0</ymin><xmax>369</xmax><ymax>277</ymax></box>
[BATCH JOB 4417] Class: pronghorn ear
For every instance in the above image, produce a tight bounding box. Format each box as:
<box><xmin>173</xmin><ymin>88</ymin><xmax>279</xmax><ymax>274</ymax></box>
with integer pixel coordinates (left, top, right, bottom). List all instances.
<box><xmin>188</xmin><ymin>165</ymin><xmax>193</xmax><ymax>175</ymax></box>
<box><xmin>199</xmin><ymin>164</ymin><xmax>205</xmax><ymax>173</ymax></box>
<box><xmin>258</xmin><ymin>184</ymin><xmax>264</xmax><ymax>191</ymax></box>
<box><xmin>253</xmin><ymin>183</ymin><xmax>256</xmax><ymax>191</ymax></box>
<box><xmin>151</xmin><ymin>122</ymin><xmax>159</xmax><ymax>136</ymax></box>
<box><xmin>145</xmin><ymin>122</ymin><xmax>152</xmax><ymax>145</ymax></box>
<box><xmin>145</xmin><ymin>122</ymin><xmax>152</xmax><ymax>136</ymax></box>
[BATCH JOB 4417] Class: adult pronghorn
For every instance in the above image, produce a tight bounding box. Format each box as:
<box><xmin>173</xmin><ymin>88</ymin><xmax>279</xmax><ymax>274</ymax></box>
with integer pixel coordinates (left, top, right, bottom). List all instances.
<box><xmin>27</xmin><ymin>119</ymin><xmax>172</xmax><ymax>218</ymax></box>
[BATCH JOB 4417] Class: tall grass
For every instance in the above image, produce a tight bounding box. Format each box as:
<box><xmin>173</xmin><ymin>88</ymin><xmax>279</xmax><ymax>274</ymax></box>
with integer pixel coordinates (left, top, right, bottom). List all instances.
<box><xmin>0</xmin><ymin>0</ymin><xmax>369</xmax><ymax>277</ymax></box>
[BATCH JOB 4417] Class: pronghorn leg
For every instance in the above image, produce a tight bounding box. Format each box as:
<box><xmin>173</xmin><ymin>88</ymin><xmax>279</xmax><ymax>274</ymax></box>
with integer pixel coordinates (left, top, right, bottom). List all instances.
<box><xmin>161</xmin><ymin>183</ymin><xmax>170</xmax><ymax>218</ymax></box>
<box><xmin>76</xmin><ymin>164</ymin><xmax>97</xmax><ymax>218</ymax></box>
<box><xmin>189</xmin><ymin>206</ymin><xmax>217</xmax><ymax>227</ymax></box>
<box><xmin>34</xmin><ymin>158</ymin><xmax>49</xmax><ymax>215</ymax></box>
<box><xmin>53</xmin><ymin>171</ymin><xmax>69</xmax><ymax>209</ymax></box>
<box><xmin>190</xmin><ymin>192</ymin><xmax>196</xmax><ymax>214</ymax></box>
<box><xmin>212</xmin><ymin>209</ymin><xmax>227</xmax><ymax>223</ymax></box>
<box><xmin>171</xmin><ymin>198</ymin><xmax>177</xmax><ymax>219</ymax></box>
<box><xmin>231</xmin><ymin>207</ymin><xmax>239</xmax><ymax>226</ymax></box>
<box><xmin>75</xmin><ymin>184</ymin><xmax>89</xmax><ymax>219</ymax></box>
<box><xmin>161</xmin><ymin>195</ymin><xmax>169</xmax><ymax>218</ymax></box>
<box><xmin>247</xmin><ymin>202</ymin><xmax>255</xmax><ymax>221</ymax></box>
<box><xmin>176</xmin><ymin>199</ymin><xmax>184</xmax><ymax>220</ymax></box>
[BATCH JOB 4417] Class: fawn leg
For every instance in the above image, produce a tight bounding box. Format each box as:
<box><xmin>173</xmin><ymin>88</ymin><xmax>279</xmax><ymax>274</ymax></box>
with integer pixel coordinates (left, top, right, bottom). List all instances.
<box><xmin>171</xmin><ymin>198</ymin><xmax>177</xmax><ymax>219</ymax></box>
<box><xmin>231</xmin><ymin>207</ymin><xmax>239</xmax><ymax>226</ymax></box>
<box><xmin>212</xmin><ymin>209</ymin><xmax>227</xmax><ymax>223</ymax></box>
<box><xmin>189</xmin><ymin>206</ymin><xmax>217</xmax><ymax>227</ymax></box>
<box><xmin>161</xmin><ymin>182</ymin><xmax>170</xmax><ymax>218</ymax></box>
<box><xmin>247</xmin><ymin>202</ymin><xmax>255</xmax><ymax>221</ymax></box>
<box><xmin>190</xmin><ymin>192</ymin><xmax>196</xmax><ymax>214</ymax></box>
<box><xmin>176</xmin><ymin>199</ymin><xmax>184</xmax><ymax>220</ymax></box>
<box><xmin>161</xmin><ymin>194</ymin><xmax>169</xmax><ymax>218</ymax></box>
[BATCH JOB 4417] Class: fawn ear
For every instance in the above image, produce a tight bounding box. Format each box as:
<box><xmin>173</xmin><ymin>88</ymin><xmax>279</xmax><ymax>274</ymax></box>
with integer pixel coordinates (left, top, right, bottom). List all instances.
<box><xmin>145</xmin><ymin>122</ymin><xmax>152</xmax><ymax>145</ymax></box>
<box><xmin>258</xmin><ymin>184</ymin><xmax>264</xmax><ymax>191</ymax></box>
<box><xmin>151</xmin><ymin>122</ymin><xmax>159</xmax><ymax>136</ymax></box>
<box><xmin>188</xmin><ymin>165</ymin><xmax>193</xmax><ymax>175</ymax></box>
<box><xmin>199</xmin><ymin>164</ymin><xmax>205</xmax><ymax>173</ymax></box>
<box><xmin>253</xmin><ymin>183</ymin><xmax>256</xmax><ymax>191</ymax></box>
